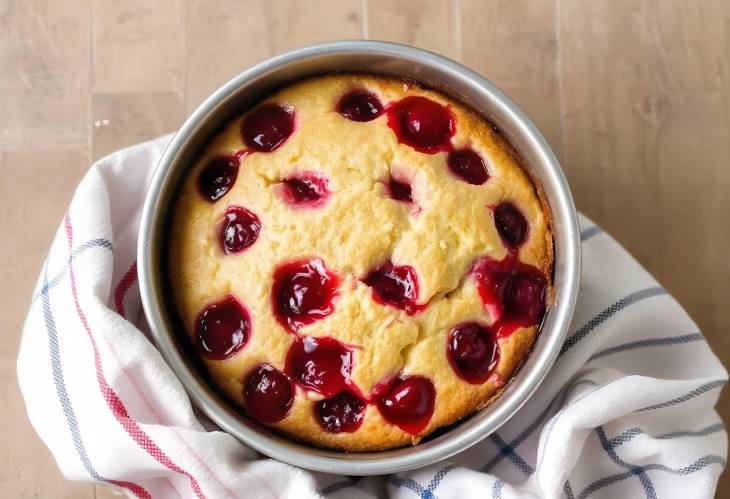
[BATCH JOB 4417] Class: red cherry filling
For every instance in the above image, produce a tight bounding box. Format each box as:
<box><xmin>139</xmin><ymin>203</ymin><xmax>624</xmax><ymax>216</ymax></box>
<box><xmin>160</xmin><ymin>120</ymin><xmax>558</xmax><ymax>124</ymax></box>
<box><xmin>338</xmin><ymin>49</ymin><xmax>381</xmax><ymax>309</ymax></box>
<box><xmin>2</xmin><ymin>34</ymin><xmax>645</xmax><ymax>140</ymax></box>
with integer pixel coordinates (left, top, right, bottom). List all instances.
<box><xmin>242</xmin><ymin>103</ymin><xmax>295</xmax><ymax>152</ymax></box>
<box><xmin>363</xmin><ymin>261</ymin><xmax>424</xmax><ymax>315</ymax></box>
<box><xmin>502</xmin><ymin>273</ymin><xmax>546</xmax><ymax>325</ymax></box>
<box><xmin>272</xmin><ymin>258</ymin><xmax>340</xmax><ymax>332</ymax></box>
<box><xmin>195</xmin><ymin>295</ymin><xmax>250</xmax><ymax>359</ymax></box>
<box><xmin>314</xmin><ymin>390</ymin><xmax>366</xmax><ymax>433</ymax></box>
<box><xmin>285</xmin><ymin>336</ymin><xmax>353</xmax><ymax>398</ymax></box>
<box><xmin>373</xmin><ymin>375</ymin><xmax>435</xmax><ymax>434</ymax></box>
<box><xmin>447</xmin><ymin>149</ymin><xmax>489</xmax><ymax>185</ymax></box>
<box><xmin>198</xmin><ymin>155</ymin><xmax>239</xmax><ymax>202</ymax></box>
<box><xmin>337</xmin><ymin>90</ymin><xmax>383</xmax><ymax>122</ymax></box>
<box><xmin>471</xmin><ymin>255</ymin><xmax>547</xmax><ymax>337</ymax></box>
<box><xmin>387</xmin><ymin>96</ymin><xmax>454</xmax><ymax>153</ymax></box>
<box><xmin>243</xmin><ymin>364</ymin><xmax>294</xmax><ymax>424</ymax></box>
<box><xmin>447</xmin><ymin>322</ymin><xmax>499</xmax><ymax>384</ymax></box>
<box><xmin>279</xmin><ymin>173</ymin><xmax>330</xmax><ymax>208</ymax></box>
<box><xmin>387</xmin><ymin>175</ymin><xmax>412</xmax><ymax>203</ymax></box>
<box><xmin>494</xmin><ymin>203</ymin><xmax>528</xmax><ymax>248</ymax></box>
<box><xmin>220</xmin><ymin>206</ymin><xmax>261</xmax><ymax>254</ymax></box>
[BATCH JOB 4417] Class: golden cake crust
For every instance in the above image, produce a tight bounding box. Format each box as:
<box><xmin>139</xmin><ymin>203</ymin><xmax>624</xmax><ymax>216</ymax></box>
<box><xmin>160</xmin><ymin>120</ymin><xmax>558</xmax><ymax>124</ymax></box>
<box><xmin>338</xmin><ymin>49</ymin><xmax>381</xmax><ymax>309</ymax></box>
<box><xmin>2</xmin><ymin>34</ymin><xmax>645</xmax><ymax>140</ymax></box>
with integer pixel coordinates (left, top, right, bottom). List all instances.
<box><xmin>168</xmin><ymin>74</ymin><xmax>553</xmax><ymax>451</ymax></box>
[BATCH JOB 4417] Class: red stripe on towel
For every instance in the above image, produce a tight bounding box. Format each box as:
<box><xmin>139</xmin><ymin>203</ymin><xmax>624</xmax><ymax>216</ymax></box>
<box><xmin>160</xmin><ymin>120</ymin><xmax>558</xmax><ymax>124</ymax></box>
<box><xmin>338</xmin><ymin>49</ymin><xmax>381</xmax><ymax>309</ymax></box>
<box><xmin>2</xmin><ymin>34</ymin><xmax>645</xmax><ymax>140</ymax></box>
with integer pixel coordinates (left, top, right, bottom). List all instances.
<box><xmin>63</xmin><ymin>214</ymin><xmax>206</xmax><ymax>499</ymax></box>
<box><xmin>114</xmin><ymin>261</ymin><xmax>137</xmax><ymax>317</ymax></box>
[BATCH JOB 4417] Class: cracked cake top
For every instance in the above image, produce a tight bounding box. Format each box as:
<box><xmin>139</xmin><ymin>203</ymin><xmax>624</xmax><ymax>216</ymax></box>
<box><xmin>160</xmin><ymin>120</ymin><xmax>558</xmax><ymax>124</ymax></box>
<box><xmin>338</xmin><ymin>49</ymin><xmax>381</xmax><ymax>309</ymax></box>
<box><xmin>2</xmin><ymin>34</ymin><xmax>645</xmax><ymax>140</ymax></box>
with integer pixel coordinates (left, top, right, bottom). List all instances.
<box><xmin>168</xmin><ymin>74</ymin><xmax>553</xmax><ymax>451</ymax></box>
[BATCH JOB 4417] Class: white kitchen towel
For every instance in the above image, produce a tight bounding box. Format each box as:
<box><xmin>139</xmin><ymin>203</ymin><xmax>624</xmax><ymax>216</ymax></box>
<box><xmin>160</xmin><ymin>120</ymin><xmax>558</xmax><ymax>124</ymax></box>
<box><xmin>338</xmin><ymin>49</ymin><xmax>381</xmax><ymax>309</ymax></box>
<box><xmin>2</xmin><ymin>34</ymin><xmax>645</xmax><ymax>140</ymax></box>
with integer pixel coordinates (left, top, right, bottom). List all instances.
<box><xmin>17</xmin><ymin>135</ymin><xmax>727</xmax><ymax>499</ymax></box>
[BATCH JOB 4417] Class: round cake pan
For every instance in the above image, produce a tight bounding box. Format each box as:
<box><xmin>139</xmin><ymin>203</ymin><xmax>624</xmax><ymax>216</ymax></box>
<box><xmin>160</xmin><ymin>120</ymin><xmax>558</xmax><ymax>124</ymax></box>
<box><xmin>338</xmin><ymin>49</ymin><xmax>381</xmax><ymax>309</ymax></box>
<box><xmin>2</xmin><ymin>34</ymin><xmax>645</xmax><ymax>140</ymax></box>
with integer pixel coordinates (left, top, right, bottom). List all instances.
<box><xmin>138</xmin><ymin>40</ymin><xmax>581</xmax><ymax>476</ymax></box>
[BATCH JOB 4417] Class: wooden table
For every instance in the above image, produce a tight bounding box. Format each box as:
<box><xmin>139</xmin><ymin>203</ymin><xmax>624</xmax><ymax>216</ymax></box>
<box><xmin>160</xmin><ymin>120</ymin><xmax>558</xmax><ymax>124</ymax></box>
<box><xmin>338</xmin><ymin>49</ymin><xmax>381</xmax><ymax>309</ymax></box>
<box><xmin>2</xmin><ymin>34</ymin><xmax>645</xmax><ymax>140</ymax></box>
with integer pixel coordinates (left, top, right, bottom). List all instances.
<box><xmin>2</xmin><ymin>1</ymin><xmax>727</xmax><ymax>496</ymax></box>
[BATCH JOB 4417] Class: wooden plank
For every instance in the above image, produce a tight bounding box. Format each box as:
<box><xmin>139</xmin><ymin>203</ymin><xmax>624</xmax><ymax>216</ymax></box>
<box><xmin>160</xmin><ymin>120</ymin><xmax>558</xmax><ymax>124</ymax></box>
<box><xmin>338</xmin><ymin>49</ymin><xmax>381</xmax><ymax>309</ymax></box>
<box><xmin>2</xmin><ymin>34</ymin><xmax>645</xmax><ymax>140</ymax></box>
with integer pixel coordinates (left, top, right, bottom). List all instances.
<box><xmin>460</xmin><ymin>0</ymin><xmax>562</xmax><ymax>159</ymax></box>
<box><xmin>367</xmin><ymin>0</ymin><xmax>460</xmax><ymax>59</ymax></box>
<box><xmin>0</xmin><ymin>0</ymin><xmax>91</xmax><ymax>149</ymax></box>
<box><xmin>0</xmin><ymin>1</ymin><xmax>95</xmax><ymax>496</ymax></box>
<box><xmin>92</xmin><ymin>0</ymin><xmax>185</xmax><ymax>94</ymax></box>
<box><xmin>559</xmin><ymin>3</ymin><xmax>730</xmax><ymax>495</ymax></box>
<box><xmin>91</xmin><ymin>92</ymin><xmax>183</xmax><ymax>160</ymax></box>
<box><xmin>91</xmin><ymin>0</ymin><xmax>186</xmax><ymax>159</ymax></box>
<box><xmin>184</xmin><ymin>0</ymin><xmax>364</xmax><ymax>114</ymax></box>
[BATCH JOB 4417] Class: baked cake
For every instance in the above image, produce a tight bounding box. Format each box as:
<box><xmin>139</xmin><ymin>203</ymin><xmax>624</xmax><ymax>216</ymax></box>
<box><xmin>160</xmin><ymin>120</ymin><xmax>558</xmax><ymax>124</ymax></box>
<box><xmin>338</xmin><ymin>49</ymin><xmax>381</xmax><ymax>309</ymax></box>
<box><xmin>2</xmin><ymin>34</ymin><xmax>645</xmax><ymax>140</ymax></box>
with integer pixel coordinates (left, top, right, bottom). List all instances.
<box><xmin>168</xmin><ymin>74</ymin><xmax>553</xmax><ymax>451</ymax></box>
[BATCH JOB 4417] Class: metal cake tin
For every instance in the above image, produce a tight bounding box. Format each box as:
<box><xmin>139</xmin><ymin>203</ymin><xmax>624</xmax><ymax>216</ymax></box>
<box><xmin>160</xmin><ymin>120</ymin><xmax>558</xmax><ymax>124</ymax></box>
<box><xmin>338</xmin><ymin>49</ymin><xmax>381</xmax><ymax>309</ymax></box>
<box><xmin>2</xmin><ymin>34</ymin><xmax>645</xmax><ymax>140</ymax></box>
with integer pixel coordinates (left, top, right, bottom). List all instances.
<box><xmin>138</xmin><ymin>40</ymin><xmax>581</xmax><ymax>476</ymax></box>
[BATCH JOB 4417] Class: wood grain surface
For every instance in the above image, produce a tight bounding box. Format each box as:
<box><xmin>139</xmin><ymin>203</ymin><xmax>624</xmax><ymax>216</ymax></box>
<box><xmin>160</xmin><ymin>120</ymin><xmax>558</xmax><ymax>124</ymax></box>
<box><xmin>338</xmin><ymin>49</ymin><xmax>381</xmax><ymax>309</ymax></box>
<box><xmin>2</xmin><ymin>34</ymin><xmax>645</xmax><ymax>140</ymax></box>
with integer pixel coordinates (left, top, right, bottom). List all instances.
<box><xmin>1</xmin><ymin>0</ymin><xmax>727</xmax><ymax>496</ymax></box>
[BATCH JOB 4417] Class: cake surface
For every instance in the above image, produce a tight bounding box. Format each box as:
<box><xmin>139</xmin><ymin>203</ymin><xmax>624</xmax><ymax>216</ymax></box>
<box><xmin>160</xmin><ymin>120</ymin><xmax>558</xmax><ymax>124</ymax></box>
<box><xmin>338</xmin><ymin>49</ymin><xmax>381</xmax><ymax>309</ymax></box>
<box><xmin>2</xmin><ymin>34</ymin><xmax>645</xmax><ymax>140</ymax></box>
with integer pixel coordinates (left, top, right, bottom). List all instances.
<box><xmin>168</xmin><ymin>74</ymin><xmax>553</xmax><ymax>451</ymax></box>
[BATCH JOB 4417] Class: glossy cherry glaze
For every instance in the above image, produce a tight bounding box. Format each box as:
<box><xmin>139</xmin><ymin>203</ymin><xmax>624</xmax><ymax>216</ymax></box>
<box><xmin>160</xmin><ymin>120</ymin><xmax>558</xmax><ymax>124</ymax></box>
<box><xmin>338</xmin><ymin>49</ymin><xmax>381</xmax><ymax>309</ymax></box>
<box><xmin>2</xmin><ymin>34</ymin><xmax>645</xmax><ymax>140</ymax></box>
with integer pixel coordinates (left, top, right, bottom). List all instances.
<box><xmin>198</xmin><ymin>156</ymin><xmax>240</xmax><ymax>202</ymax></box>
<box><xmin>242</xmin><ymin>103</ymin><xmax>295</xmax><ymax>152</ymax></box>
<box><xmin>314</xmin><ymin>390</ymin><xmax>367</xmax><ymax>433</ymax></box>
<box><xmin>387</xmin><ymin>175</ymin><xmax>413</xmax><ymax>203</ymax></box>
<box><xmin>386</xmin><ymin>96</ymin><xmax>454</xmax><ymax>154</ymax></box>
<box><xmin>337</xmin><ymin>90</ymin><xmax>384</xmax><ymax>122</ymax></box>
<box><xmin>243</xmin><ymin>364</ymin><xmax>294</xmax><ymax>424</ymax></box>
<box><xmin>447</xmin><ymin>322</ymin><xmax>499</xmax><ymax>384</ymax></box>
<box><xmin>272</xmin><ymin>258</ymin><xmax>340</xmax><ymax>332</ymax></box>
<box><xmin>363</xmin><ymin>261</ymin><xmax>424</xmax><ymax>315</ymax></box>
<box><xmin>494</xmin><ymin>202</ymin><xmax>528</xmax><ymax>248</ymax></box>
<box><xmin>220</xmin><ymin>206</ymin><xmax>261</xmax><ymax>254</ymax></box>
<box><xmin>447</xmin><ymin>149</ymin><xmax>489</xmax><ymax>185</ymax></box>
<box><xmin>279</xmin><ymin>173</ymin><xmax>330</xmax><ymax>208</ymax></box>
<box><xmin>195</xmin><ymin>295</ymin><xmax>250</xmax><ymax>359</ymax></box>
<box><xmin>372</xmin><ymin>375</ymin><xmax>435</xmax><ymax>434</ymax></box>
<box><xmin>285</xmin><ymin>336</ymin><xmax>353</xmax><ymax>398</ymax></box>
<box><xmin>471</xmin><ymin>254</ymin><xmax>547</xmax><ymax>338</ymax></box>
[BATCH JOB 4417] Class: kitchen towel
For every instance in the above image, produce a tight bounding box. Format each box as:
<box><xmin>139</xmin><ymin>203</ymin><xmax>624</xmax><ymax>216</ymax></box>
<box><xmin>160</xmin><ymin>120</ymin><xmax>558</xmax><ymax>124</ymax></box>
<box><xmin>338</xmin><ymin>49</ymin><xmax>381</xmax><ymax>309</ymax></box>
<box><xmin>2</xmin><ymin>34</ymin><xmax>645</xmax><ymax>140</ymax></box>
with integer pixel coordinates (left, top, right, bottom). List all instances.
<box><xmin>18</xmin><ymin>135</ymin><xmax>727</xmax><ymax>498</ymax></box>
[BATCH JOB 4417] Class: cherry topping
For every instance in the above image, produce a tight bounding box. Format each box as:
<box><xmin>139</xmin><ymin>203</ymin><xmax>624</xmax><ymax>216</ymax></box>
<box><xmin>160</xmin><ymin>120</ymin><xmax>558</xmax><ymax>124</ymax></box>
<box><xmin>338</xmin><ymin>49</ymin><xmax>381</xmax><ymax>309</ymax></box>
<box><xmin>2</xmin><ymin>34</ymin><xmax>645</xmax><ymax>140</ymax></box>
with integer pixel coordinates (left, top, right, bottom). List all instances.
<box><xmin>502</xmin><ymin>273</ymin><xmax>546</xmax><ymax>325</ymax></box>
<box><xmin>272</xmin><ymin>258</ymin><xmax>340</xmax><ymax>332</ymax></box>
<box><xmin>285</xmin><ymin>336</ymin><xmax>353</xmax><ymax>398</ymax></box>
<box><xmin>386</xmin><ymin>96</ymin><xmax>454</xmax><ymax>154</ymax></box>
<box><xmin>337</xmin><ymin>90</ymin><xmax>383</xmax><ymax>122</ymax></box>
<box><xmin>279</xmin><ymin>173</ymin><xmax>330</xmax><ymax>208</ymax></box>
<box><xmin>363</xmin><ymin>261</ymin><xmax>424</xmax><ymax>315</ymax></box>
<box><xmin>314</xmin><ymin>390</ymin><xmax>366</xmax><ymax>433</ymax></box>
<box><xmin>387</xmin><ymin>175</ymin><xmax>412</xmax><ymax>203</ymax></box>
<box><xmin>220</xmin><ymin>206</ymin><xmax>261</xmax><ymax>254</ymax></box>
<box><xmin>447</xmin><ymin>322</ymin><xmax>499</xmax><ymax>384</ymax></box>
<box><xmin>195</xmin><ymin>295</ymin><xmax>250</xmax><ymax>359</ymax></box>
<box><xmin>447</xmin><ymin>149</ymin><xmax>489</xmax><ymax>185</ymax></box>
<box><xmin>242</xmin><ymin>103</ymin><xmax>295</xmax><ymax>152</ymax></box>
<box><xmin>373</xmin><ymin>375</ymin><xmax>435</xmax><ymax>434</ymax></box>
<box><xmin>494</xmin><ymin>203</ymin><xmax>528</xmax><ymax>247</ymax></box>
<box><xmin>243</xmin><ymin>364</ymin><xmax>294</xmax><ymax>424</ymax></box>
<box><xmin>471</xmin><ymin>255</ymin><xmax>547</xmax><ymax>336</ymax></box>
<box><xmin>198</xmin><ymin>156</ymin><xmax>239</xmax><ymax>202</ymax></box>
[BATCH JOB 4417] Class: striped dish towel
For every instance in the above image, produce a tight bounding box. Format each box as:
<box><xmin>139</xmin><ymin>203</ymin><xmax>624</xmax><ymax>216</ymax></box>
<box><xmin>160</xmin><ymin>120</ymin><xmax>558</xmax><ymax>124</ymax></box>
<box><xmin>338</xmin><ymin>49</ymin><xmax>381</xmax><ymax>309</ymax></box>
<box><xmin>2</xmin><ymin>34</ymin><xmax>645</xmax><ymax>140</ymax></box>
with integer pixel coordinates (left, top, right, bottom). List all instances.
<box><xmin>17</xmin><ymin>135</ymin><xmax>727</xmax><ymax>498</ymax></box>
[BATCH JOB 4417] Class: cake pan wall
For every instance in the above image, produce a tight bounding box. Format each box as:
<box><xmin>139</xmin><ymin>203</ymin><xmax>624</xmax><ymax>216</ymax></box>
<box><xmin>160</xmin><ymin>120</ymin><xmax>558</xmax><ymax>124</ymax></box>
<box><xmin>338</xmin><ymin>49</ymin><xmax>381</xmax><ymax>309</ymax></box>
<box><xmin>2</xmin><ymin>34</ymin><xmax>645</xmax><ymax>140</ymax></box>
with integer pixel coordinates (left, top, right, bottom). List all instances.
<box><xmin>138</xmin><ymin>40</ymin><xmax>581</xmax><ymax>475</ymax></box>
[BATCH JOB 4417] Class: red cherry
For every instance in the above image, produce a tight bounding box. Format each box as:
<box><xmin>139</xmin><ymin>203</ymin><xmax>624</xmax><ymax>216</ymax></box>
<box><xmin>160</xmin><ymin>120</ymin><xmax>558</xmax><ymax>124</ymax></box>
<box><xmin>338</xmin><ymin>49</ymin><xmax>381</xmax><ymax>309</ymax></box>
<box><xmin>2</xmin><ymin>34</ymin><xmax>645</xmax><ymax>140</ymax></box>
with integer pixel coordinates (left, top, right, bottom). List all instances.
<box><xmin>242</xmin><ymin>104</ymin><xmax>295</xmax><ymax>152</ymax></box>
<box><xmin>337</xmin><ymin>90</ymin><xmax>383</xmax><ymax>122</ymax></box>
<box><xmin>386</xmin><ymin>96</ymin><xmax>454</xmax><ymax>153</ymax></box>
<box><xmin>373</xmin><ymin>375</ymin><xmax>435</xmax><ymax>434</ymax></box>
<box><xmin>494</xmin><ymin>202</ymin><xmax>528</xmax><ymax>248</ymax></box>
<box><xmin>279</xmin><ymin>173</ymin><xmax>330</xmax><ymax>208</ymax></box>
<box><xmin>471</xmin><ymin>256</ymin><xmax>547</xmax><ymax>334</ymax></box>
<box><xmin>387</xmin><ymin>175</ymin><xmax>412</xmax><ymax>203</ymax></box>
<box><xmin>195</xmin><ymin>295</ymin><xmax>250</xmax><ymax>359</ymax></box>
<box><xmin>314</xmin><ymin>390</ymin><xmax>366</xmax><ymax>433</ymax></box>
<box><xmin>363</xmin><ymin>261</ymin><xmax>424</xmax><ymax>315</ymax></box>
<box><xmin>285</xmin><ymin>336</ymin><xmax>353</xmax><ymax>398</ymax></box>
<box><xmin>243</xmin><ymin>364</ymin><xmax>294</xmax><ymax>424</ymax></box>
<box><xmin>198</xmin><ymin>156</ymin><xmax>239</xmax><ymax>202</ymax></box>
<box><xmin>447</xmin><ymin>149</ymin><xmax>489</xmax><ymax>185</ymax></box>
<box><xmin>446</xmin><ymin>322</ymin><xmax>499</xmax><ymax>384</ymax></box>
<box><xmin>272</xmin><ymin>258</ymin><xmax>340</xmax><ymax>332</ymax></box>
<box><xmin>220</xmin><ymin>206</ymin><xmax>261</xmax><ymax>254</ymax></box>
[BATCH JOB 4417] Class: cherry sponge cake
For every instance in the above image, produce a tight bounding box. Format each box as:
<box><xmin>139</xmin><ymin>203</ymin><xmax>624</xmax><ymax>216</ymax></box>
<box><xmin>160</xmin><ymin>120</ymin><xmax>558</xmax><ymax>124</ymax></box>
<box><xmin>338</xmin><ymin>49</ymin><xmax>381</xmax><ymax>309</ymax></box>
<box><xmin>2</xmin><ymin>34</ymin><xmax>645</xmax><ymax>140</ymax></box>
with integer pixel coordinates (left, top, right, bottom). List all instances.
<box><xmin>168</xmin><ymin>74</ymin><xmax>553</xmax><ymax>451</ymax></box>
